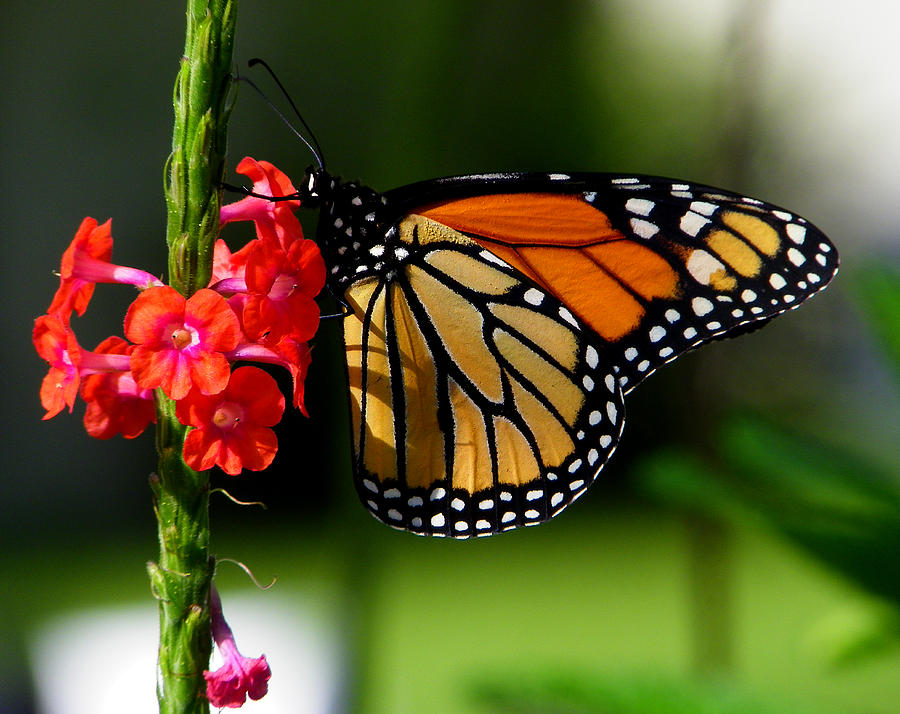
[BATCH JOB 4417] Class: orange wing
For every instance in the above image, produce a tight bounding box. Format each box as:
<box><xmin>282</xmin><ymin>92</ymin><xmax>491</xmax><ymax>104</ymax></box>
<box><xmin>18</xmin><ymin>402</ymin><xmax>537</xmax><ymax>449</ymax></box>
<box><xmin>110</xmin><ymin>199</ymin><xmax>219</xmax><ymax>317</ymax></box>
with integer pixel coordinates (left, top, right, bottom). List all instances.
<box><xmin>419</xmin><ymin>193</ymin><xmax>680</xmax><ymax>343</ymax></box>
<box><xmin>414</xmin><ymin>180</ymin><xmax>837</xmax><ymax>393</ymax></box>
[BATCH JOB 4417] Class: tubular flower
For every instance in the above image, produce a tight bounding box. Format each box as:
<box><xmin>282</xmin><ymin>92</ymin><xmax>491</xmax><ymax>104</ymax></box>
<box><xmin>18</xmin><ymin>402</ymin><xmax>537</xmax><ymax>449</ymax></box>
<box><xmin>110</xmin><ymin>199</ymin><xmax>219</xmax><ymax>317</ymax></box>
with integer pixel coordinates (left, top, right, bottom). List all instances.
<box><xmin>34</xmin><ymin>314</ymin><xmax>83</xmax><ymax>419</ymax></box>
<box><xmin>210</xmin><ymin>238</ymin><xmax>252</xmax><ymax>285</ymax></box>
<box><xmin>33</xmin><ymin>315</ymin><xmax>132</xmax><ymax>420</ymax></box>
<box><xmin>219</xmin><ymin>157</ymin><xmax>303</xmax><ymax>248</ymax></box>
<box><xmin>227</xmin><ymin>336</ymin><xmax>313</xmax><ymax>414</ymax></box>
<box><xmin>204</xmin><ymin>586</ymin><xmax>271</xmax><ymax>708</ymax></box>
<box><xmin>269</xmin><ymin>337</ymin><xmax>313</xmax><ymax>415</ymax></box>
<box><xmin>48</xmin><ymin>217</ymin><xmax>163</xmax><ymax>319</ymax></box>
<box><xmin>81</xmin><ymin>337</ymin><xmax>156</xmax><ymax>439</ymax></box>
<box><xmin>125</xmin><ymin>286</ymin><xmax>242</xmax><ymax>401</ymax></box>
<box><xmin>240</xmin><ymin>236</ymin><xmax>325</xmax><ymax>342</ymax></box>
<box><xmin>177</xmin><ymin>366</ymin><xmax>285</xmax><ymax>475</ymax></box>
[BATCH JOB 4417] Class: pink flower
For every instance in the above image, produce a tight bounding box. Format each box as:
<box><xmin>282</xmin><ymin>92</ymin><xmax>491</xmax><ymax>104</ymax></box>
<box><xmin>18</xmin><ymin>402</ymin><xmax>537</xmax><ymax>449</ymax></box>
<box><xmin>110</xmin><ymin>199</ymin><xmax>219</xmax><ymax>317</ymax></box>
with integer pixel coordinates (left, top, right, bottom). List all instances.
<box><xmin>226</xmin><ymin>336</ymin><xmax>312</xmax><ymax>415</ymax></box>
<box><xmin>33</xmin><ymin>315</ymin><xmax>132</xmax><ymax>420</ymax></box>
<box><xmin>81</xmin><ymin>337</ymin><xmax>156</xmax><ymax>439</ymax></box>
<box><xmin>124</xmin><ymin>286</ymin><xmax>242</xmax><ymax>400</ymax></box>
<box><xmin>177</xmin><ymin>366</ymin><xmax>284</xmax><ymax>475</ymax></box>
<box><xmin>204</xmin><ymin>586</ymin><xmax>271</xmax><ymax>708</ymax></box>
<box><xmin>48</xmin><ymin>217</ymin><xmax>163</xmax><ymax>319</ymax></box>
<box><xmin>34</xmin><ymin>314</ymin><xmax>83</xmax><ymax>419</ymax></box>
<box><xmin>220</xmin><ymin>157</ymin><xmax>302</xmax><ymax>248</ymax></box>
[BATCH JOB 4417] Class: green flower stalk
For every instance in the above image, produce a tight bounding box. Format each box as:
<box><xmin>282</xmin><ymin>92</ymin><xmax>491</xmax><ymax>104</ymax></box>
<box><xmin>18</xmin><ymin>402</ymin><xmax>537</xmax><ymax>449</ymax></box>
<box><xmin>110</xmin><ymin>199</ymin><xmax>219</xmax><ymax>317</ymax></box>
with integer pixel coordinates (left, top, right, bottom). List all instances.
<box><xmin>34</xmin><ymin>2</ymin><xmax>319</xmax><ymax>710</ymax></box>
<box><xmin>150</xmin><ymin>1</ymin><xmax>236</xmax><ymax>712</ymax></box>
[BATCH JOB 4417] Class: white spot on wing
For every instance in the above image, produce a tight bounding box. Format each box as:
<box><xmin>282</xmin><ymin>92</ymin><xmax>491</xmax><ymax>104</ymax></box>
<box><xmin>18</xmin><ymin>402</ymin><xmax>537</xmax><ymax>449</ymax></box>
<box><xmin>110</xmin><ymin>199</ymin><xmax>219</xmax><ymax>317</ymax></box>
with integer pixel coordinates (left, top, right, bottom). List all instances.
<box><xmin>687</xmin><ymin>250</ymin><xmax>727</xmax><ymax>286</ymax></box>
<box><xmin>680</xmin><ymin>211</ymin><xmax>710</xmax><ymax>237</ymax></box>
<box><xmin>631</xmin><ymin>218</ymin><xmax>659</xmax><ymax>239</ymax></box>
<box><xmin>625</xmin><ymin>198</ymin><xmax>654</xmax><ymax>216</ymax></box>
<box><xmin>690</xmin><ymin>201</ymin><xmax>718</xmax><ymax>216</ymax></box>
<box><xmin>524</xmin><ymin>288</ymin><xmax>543</xmax><ymax>306</ymax></box>
<box><xmin>692</xmin><ymin>297</ymin><xmax>714</xmax><ymax>316</ymax></box>
<box><xmin>606</xmin><ymin>401</ymin><xmax>618</xmax><ymax>423</ymax></box>
<box><xmin>787</xmin><ymin>248</ymin><xmax>806</xmax><ymax>266</ymax></box>
<box><xmin>480</xmin><ymin>250</ymin><xmax>509</xmax><ymax>268</ymax></box>
<box><xmin>559</xmin><ymin>307</ymin><xmax>579</xmax><ymax>328</ymax></box>
<box><xmin>786</xmin><ymin>223</ymin><xmax>806</xmax><ymax>244</ymax></box>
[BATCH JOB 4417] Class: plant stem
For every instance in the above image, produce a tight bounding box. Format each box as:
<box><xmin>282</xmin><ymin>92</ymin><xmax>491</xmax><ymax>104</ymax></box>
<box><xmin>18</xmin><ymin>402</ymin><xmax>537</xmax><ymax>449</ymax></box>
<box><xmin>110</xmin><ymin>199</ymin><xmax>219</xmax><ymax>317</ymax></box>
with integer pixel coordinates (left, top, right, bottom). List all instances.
<box><xmin>149</xmin><ymin>2</ymin><xmax>236</xmax><ymax>712</ymax></box>
<box><xmin>165</xmin><ymin>0</ymin><xmax>237</xmax><ymax>297</ymax></box>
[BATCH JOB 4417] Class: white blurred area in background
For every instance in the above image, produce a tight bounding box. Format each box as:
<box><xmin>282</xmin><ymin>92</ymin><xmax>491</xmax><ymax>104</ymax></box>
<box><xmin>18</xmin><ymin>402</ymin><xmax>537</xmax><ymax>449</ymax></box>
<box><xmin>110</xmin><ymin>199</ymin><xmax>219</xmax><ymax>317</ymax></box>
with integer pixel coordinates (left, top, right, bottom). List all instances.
<box><xmin>608</xmin><ymin>0</ymin><xmax>900</xmax><ymax>246</ymax></box>
<box><xmin>30</xmin><ymin>592</ymin><xmax>343</xmax><ymax>714</ymax></box>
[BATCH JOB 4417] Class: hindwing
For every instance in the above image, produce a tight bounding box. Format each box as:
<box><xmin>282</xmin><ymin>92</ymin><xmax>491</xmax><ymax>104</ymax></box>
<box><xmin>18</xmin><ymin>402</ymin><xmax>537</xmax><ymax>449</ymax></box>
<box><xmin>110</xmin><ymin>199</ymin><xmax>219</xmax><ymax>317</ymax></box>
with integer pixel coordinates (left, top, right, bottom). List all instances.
<box><xmin>343</xmin><ymin>214</ymin><xmax>624</xmax><ymax>537</ymax></box>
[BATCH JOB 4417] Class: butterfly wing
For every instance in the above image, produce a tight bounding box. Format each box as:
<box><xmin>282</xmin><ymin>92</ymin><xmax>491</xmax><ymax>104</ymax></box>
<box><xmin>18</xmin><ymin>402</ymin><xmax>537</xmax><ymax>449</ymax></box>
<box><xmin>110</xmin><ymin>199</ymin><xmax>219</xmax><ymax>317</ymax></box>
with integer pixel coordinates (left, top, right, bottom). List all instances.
<box><xmin>343</xmin><ymin>217</ymin><xmax>624</xmax><ymax>537</ymax></box>
<box><xmin>334</xmin><ymin>172</ymin><xmax>838</xmax><ymax>537</ymax></box>
<box><xmin>393</xmin><ymin>172</ymin><xmax>839</xmax><ymax>393</ymax></box>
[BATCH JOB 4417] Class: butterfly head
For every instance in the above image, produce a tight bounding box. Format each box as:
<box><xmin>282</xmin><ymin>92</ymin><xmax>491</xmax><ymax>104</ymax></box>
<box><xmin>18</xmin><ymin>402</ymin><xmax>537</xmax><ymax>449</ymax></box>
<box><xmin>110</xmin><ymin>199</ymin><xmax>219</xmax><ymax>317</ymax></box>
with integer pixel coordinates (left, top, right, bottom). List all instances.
<box><xmin>296</xmin><ymin>166</ymin><xmax>337</xmax><ymax>207</ymax></box>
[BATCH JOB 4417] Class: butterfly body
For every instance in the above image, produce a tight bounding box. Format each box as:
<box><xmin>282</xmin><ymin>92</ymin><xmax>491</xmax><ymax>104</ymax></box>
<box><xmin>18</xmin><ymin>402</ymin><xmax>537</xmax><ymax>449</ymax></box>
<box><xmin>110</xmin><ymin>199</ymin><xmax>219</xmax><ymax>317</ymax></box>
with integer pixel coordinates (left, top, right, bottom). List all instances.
<box><xmin>297</xmin><ymin>169</ymin><xmax>838</xmax><ymax>538</ymax></box>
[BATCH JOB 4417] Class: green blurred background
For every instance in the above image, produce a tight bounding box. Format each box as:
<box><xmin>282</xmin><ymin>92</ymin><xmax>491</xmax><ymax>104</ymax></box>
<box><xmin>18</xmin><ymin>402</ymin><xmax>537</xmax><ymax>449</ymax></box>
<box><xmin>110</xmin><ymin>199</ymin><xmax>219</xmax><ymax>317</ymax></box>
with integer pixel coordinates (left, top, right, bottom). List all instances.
<box><xmin>3</xmin><ymin>1</ymin><xmax>899</xmax><ymax>712</ymax></box>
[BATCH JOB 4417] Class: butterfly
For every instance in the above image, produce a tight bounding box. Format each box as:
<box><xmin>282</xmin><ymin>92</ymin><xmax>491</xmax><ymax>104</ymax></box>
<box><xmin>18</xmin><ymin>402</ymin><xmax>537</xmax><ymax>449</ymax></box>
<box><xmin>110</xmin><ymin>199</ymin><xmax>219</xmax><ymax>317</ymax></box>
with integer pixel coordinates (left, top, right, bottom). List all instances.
<box><xmin>292</xmin><ymin>168</ymin><xmax>838</xmax><ymax>538</ymax></box>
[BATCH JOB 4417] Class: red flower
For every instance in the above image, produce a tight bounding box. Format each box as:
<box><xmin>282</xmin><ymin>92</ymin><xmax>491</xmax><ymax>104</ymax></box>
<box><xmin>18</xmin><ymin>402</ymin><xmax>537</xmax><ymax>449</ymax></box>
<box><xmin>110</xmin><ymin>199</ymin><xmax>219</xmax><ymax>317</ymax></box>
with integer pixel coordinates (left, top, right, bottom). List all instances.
<box><xmin>81</xmin><ymin>337</ymin><xmax>156</xmax><ymax>439</ymax></box>
<box><xmin>177</xmin><ymin>366</ymin><xmax>284</xmax><ymax>475</ymax></box>
<box><xmin>240</xmin><ymin>237</ymin><xmax>325</xmax><ymax>342</ymax></box>
<box><xmin>219</xmin><ymin>157</ymin><xmax>302</xmax><ymax>248</ymax></box>
<box><xmin>204</xmin><ymin>586</ymin><xmax>271</xmax><ymax>708</ymax></box>
<box><xmin>270</xmin><ymin>337</ymin><xmax>312</xmax><ymax>415</ymax></box>
<box><xmin>125</xmin><ymin>286</ymin><xmax>242</xmax><ymax>401</ymax></box>
<box><xmin>211</xmin><ymin>238</ymin><xmax>252</xmax><ymax>284</ymax></box>
<box><xmin>34</xmin><ymin>314</ymin><xmax>83</xmax><ymax>419</ymax></box>
<box><xmin>226</xmin><ymin>336</ymin><xmax>313</xmax><ymax>415</ymax></box>
<box><xmin>34</xmin><ymin>315</ymin><xmax>135</xmax><ymax>420</ymax></box>
<box><xmin>48</xmin><ymin>217</ymin><xmax>163</xmax><ymax>319</ymax></box>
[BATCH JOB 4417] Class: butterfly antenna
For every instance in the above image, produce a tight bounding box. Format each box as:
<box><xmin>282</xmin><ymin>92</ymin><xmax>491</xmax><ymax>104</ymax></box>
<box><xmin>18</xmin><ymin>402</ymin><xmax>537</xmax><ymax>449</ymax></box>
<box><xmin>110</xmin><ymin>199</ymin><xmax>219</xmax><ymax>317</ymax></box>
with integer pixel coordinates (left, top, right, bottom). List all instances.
<box><xmin>246</xmin><ymin>58</ymin><xmax>326</xmax><ymax>170</ymax></box>
<box><xmin>235</xmin><ymin>65</ymin><xmax>325</xmax><ymax>171</ymax></box>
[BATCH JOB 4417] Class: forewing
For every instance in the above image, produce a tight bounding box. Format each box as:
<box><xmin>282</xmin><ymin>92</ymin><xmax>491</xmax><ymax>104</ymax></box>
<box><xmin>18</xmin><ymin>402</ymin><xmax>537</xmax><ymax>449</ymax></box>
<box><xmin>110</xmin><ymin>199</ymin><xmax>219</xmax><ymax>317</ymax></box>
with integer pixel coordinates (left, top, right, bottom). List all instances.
<box><xmin>411</xmin><ymin>173</ymin><xmax>839</xmax><ymax>393</ymax></box>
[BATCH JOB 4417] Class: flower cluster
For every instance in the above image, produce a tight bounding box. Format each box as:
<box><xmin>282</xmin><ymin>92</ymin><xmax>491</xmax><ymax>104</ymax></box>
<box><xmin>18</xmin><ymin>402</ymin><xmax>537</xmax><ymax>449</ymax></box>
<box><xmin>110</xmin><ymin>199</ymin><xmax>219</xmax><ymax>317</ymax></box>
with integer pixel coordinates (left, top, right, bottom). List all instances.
<box><xmin>34</xmin><ymin>157</ymin><xmax>324</xmax><ymax>475</ymax></box>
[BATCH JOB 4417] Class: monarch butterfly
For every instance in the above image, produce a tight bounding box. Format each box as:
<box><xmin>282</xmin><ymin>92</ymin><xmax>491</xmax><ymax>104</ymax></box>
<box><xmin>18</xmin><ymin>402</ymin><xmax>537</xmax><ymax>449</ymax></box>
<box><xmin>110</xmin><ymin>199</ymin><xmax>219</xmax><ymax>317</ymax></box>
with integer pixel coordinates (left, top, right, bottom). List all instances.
<box><xmin>292</xmin><ymin>167</ymin><xmax>838</xmax><ymax>538</ymax></box>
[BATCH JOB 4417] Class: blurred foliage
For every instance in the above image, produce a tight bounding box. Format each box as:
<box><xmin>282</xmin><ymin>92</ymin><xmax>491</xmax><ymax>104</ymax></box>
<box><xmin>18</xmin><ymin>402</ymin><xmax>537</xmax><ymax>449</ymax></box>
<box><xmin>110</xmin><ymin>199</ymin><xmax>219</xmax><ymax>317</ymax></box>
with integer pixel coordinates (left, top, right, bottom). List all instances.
<box><xmin>850</xmin><ymin>261</ymin><xmax>900</xmax><ymax>383</ymax></box>
<box><xmin>636</xmin><ymin>260</ymin><xmax>900</xmax><ymax>668</ymax></box>
<box><xmin>470</xmin><ymin>670</ymin><xmax>829</xmax><ymax>714</ymax></box>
